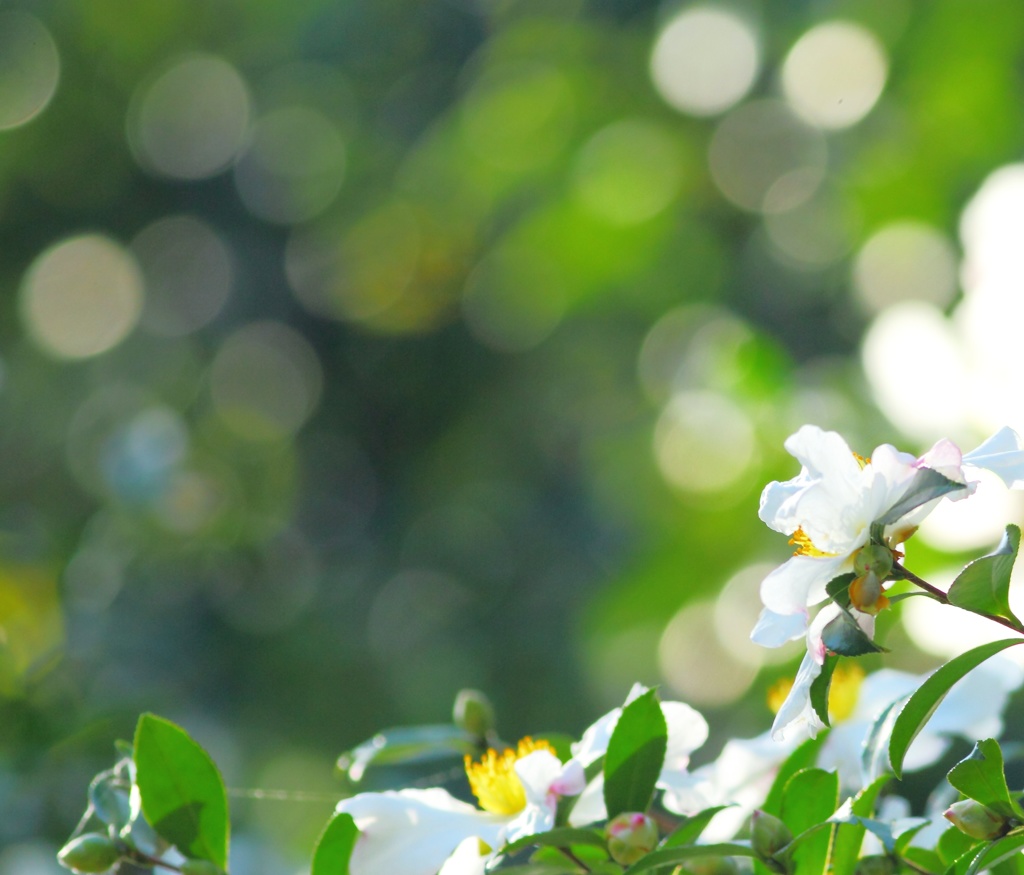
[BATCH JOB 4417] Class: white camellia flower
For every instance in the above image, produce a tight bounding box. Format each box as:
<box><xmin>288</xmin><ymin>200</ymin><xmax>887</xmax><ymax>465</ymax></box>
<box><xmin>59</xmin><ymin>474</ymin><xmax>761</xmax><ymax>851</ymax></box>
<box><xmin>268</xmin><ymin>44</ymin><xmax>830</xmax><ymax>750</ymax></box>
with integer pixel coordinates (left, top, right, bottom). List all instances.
<box><xmin>336</xmin><ymin>738</ymin><xmax>585</xmax><ymax>875</ymax></box>
<box><xmin>568</xmin><ymin>683</ymin><xmax>708</xmax><ymax>826</ymax></box>
<box><xmin>753</xmin><ymin>424</ymin><xmax>1024</xmax><ymax>739</ymax></box>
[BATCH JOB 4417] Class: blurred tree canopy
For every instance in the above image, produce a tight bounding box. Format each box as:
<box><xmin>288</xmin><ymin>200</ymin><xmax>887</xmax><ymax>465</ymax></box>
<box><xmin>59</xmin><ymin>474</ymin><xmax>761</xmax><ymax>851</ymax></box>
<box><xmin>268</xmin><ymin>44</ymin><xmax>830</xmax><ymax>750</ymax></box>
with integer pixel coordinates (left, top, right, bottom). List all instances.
<box><xmin>2</xmin><ymin>0</ymin><xmax>1024</xmax><ymax>869</ymax></box>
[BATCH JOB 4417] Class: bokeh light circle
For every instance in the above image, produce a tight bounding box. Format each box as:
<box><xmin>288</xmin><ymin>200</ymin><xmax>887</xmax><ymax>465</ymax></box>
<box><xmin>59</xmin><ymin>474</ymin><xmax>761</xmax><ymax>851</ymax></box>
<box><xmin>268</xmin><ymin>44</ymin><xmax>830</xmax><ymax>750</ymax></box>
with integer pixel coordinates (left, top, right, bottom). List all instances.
<box><xmin>209</xmin><ymin>322</ymin><xmax>323</xmax><ymax>441</ymax></box>
<box><xmin>133</xmin><ymin>215</ymin><xmax>233</xmax><ymax>336</ymax></box>
<box><xmin>234</xmin><ymin>106</ymin><xmax>347</xmax><ymax>224</ymax></box>
<box><xmin>572</xmin><ymin>119</ymin><xmax>683</xmax><ymax>225</ymax></box>
<box><xmin>650</xmin><ymin>7</ymin><xmax>760</xmax><ymax>117</ymax></box>
<box><xmin>0</xmin><ymin>12</ymin><xmax>60</xmax><ymax>130</ymax></box>
<box><xmin>853</xmin><ymin>221</ymin><xmax>958</xmax><ymax>314</ymax></box>
<box><xmin>781</xmin><ymin>21</ymin><xmax>888</xmax><ymax>130</ymax></box>
<box><xmin>20</xmin><ymin>234</ymin><xmax>144</xmax><ymax>360</ymax></box>
<box><xmin>708</xmin><ymin>99</ymin><xmax>827</xmax><ymax>213</ymax></box>
<box><xmin>129</xmin><ymin>54</ymin><xmax>251</xmax><ymax>180</ymax></box>
<box><xmin>653</xmin><ymin>390</ymin><xmax>756</xmax><ymax>493</ymax></box>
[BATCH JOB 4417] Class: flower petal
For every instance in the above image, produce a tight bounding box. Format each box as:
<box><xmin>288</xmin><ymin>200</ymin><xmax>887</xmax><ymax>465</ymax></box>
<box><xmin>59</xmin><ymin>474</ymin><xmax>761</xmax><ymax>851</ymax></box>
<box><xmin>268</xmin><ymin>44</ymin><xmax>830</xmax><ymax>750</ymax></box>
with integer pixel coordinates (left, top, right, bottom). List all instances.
<box><xmin>963</xmin><ymin>426</ymin><xmax>1024</xmax><ymax>489</ymax></box>
<box><xmin>337</xmin><ymin>788</ymin><xmax>504</xmax><ymax>875</ymax></box>
<box><xmin>760</xmin><ymin>554</ymin><xmax>845</xmax><ymax>614</ymax></box>
<box><xmin>750</xmin><ymin>607</ymin><xmax>808</xmax><ymax>648</ymax></box>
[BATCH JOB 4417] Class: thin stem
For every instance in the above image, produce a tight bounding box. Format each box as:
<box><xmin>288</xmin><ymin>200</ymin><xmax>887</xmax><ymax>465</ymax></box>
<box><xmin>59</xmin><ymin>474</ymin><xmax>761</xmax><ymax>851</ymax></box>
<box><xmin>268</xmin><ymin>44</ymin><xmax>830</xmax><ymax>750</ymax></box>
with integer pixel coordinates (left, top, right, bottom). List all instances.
<box><xmin>893</xmin><ymin>563</ymin><xmax>1024</xmax><ymax>635</ymax></box>
<box><xmin>554</xmin><ymin>846</ymin><xmax>592</xmax><ymax>873</ymax></box>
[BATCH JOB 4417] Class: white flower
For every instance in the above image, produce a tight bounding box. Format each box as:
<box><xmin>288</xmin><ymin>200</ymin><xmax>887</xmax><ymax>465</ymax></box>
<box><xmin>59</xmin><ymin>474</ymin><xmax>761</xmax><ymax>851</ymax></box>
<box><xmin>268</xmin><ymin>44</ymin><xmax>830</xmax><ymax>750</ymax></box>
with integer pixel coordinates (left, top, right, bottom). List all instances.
<box><xmin>336</xmin><ymin>739</ymin><xmax>585</xmax><ymax>875</ymax></box>
<box><xmin>567</xmin><ymin>683</ymin><xmax>708</xmax><ymax>826</ymax></box>
<box><xmin>817</xmin><ymin>657</ymin><xmax>1024</xmax><ymax>789</ymax></box>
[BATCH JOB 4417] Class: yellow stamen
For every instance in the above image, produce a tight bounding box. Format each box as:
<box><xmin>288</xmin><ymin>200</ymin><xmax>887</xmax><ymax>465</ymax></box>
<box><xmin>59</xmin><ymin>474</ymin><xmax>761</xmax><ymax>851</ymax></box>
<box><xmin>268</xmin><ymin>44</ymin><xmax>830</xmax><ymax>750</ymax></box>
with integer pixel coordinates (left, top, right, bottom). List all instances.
<box><xmin>465</xmin><ymin>737</ymin><xmax>554</xmax><ymax>815</ymax></box>
<box><xmin>827</xmin><ymin>663</ymin><xmax>865</xmax><ymax>722</ymax></box>
<box><xmin>767</xmin><ymin>677</ymin><xmax>793</xmax><ymax>714</ymax></box>
<box><xmin>852</xmin><ymin>452</ymin><xmax>871</xmax><ymax>469</ymax></box>
<box><xmin>767</xmin><ymin>663</ymin><xmax>865</xmax><ymax>723</ymax></box>
<box><xmin>788</xmin><ymin>527</ymin><xmax>836</xmax><ymax>558</ymax></box>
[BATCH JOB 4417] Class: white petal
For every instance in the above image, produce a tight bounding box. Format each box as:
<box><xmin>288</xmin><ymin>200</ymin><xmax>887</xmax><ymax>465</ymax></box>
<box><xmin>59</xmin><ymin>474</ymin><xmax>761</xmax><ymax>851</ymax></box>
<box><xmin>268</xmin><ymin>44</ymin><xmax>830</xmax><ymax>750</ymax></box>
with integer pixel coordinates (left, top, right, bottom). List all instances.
<box><xmin>566</xmin><ymin>775</ymin><xmax>607</xmax><ymax>826</ymax></box>
<box><xmin>662</xmin><ymin>701</ymin><xmax>709</xmax><ymax>771</ymax></box>
<box><xmin>751</xmin><ymin>607</ymin><xmax>808</xmax><ymax>647</ymax></box>
<box><xmin>337</xmin><ymin>788</ymin><xmax>505</xmax><ymax>875</ymax></box>
<box><xmin>770</xmin><ymin>650</ymin><xmax>825</xmax><ymax>742</ymax></box>
<box><xmin>438</xmin><ymin>838</ymin><xmax>489</xmax><ymax>875</ymax></box>
<box><xmin>760</xmin><ymin>554</ymin><xmax>845</xmax><ymax>614</ymax></box>
<box><xmin>963</xmin><ymin>426</ymin><xmax>1024</xmax><ymax>488</ymax></box>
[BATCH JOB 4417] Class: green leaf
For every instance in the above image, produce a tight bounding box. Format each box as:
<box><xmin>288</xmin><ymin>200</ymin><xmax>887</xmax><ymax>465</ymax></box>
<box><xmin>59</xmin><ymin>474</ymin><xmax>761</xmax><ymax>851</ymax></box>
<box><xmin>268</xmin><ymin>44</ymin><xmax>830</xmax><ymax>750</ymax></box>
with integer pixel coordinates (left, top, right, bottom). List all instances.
<box><xmin>623</xmin><ymin>841</ymin><xmax>757</xmax><ymax>874</ymax></box>
<box><xmin>825</xmin><ymin>573</ymin><xmax>856</xmax><ymax>609</ymax></box>
<box><xmin>826</xmin><ymin>775</ymin><xmax>890</xmax><ymax>875</ymax></box>
<box><xmin>888</xmin><ymin>639</ymin><xmax>1024</xmax><ymax>778</ymax></box>
<box><xmin>861</xmin><ymin>697</ymin><xmax>904</xmax><ymax>785</ymax></box>
<box><xmin>89</xmin><ymin>769</ymin><xmax>133</xmax><ymax>832</ymax></box>
<box><xmin>948</xmin><ymin>739</ymin><xmax>1024</xmax><ymax>821</ymax></box>
<box><xmin>966</xmin><ymin>833</ymin><xmax>1024</xmax><ymax>875</ymax></box>
<box><xmin>336</xmin><ymin>725</ymin><xmax>478</xmax><ymax>782</ymax></box>
<box><xmin>310</xmin><ymin>812</ymin><xmax>357</xmax><ymax>875</ymax></box>
<box><xmin>875</xmin><ymin>468</ymin><xmax>964</xmax><ymax>525</ymax></box>
<box><xmin>809</xmin><ymin>654</ymin><xmax>840</xmax><ymax>727</ymax></box>
<box><xmin>603</xmin><ymin>689</ymin><xmax>668</xmax><ymax>819</ymax></box>
<box><xmin>821</xmin><ymin>607</ymin><xmax>886</xmax><ymax>657</ymax></box>
<box><xmin>938</xmin><ymin>821</ymin><xmax>981</xmax><ymax>866</ymax></box>
<box><xmin>948</xmin><ymin>526</ymin><xmax>1024</xmax><ymax>631</ymax></box>
<box><xmin>763</xmin><ymin>735</ymin><xmax>826</xmax><ymax>817</ymax></box>
<box><xmin>133</xmin><ymin>713</ymin><xmax>230</xmax><ymax>869</ymax></box>
<box><xmin>778</xmin><ymin>768</ymin><xmax>839</xmax><ymax>875</ymax></box>
<box><xmin>501</xmin><ymin>827</ymin><xmax>608</xmax><ymax>857</ymax></box>
<box><xmin>661</xmin><ymin>805</ymin><xmax>732</xmax><ymax>847</ymax></box>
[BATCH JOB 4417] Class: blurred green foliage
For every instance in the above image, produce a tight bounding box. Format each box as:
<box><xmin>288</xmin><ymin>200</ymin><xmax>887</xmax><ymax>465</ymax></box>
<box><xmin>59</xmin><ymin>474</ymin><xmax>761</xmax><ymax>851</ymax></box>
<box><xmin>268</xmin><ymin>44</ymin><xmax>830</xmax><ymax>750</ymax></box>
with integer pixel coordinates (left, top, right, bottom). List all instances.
<box><xmin>1</xmin><ymin>0</ymin><xmax>1023</xmax><ymax>868</ymax></box>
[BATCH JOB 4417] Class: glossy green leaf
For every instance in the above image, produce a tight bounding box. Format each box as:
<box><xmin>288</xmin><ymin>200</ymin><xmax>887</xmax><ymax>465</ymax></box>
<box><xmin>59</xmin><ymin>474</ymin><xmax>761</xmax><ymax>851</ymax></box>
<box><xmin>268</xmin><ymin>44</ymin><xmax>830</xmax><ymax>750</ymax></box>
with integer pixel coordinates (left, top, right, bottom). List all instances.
<box><xmin>825</xmin><ymin>573</ymin><xmax>856</xmax><ymax>609</ymax></box>
<box><xmin>763</xmin><ymin>735</ymin><xmax>826</xmax><ymax>817</ymax></box>
<box><xmin>861</xmin><ymin>697</ymin><xmax>905</xmax><ymax>785</ymax></box>
<box><xmin>501</xmin><ymin>827</ymin><xmax>607</xmax><ymax>857</ymax></box>
<box><xmin>661</xmin><ymin>805</ymin><xmax>732</xmax><ymax>847</ymax></box>
<box><xmin>133</xmin><ymin>713</ymin><xmax>229</xmax><ymax>869</ymax></box>
<box><xmin>826</xmin><ymin>775</ymin><xmax>890</xmax><ymax>875</ymax></box>
<box><xmin>336</xmin><ymin>724</ymin><xmax>478</xmax><ymax>782</ymax></box>
<box><xmin>821</xmin><ymin>608</ymin><xmax>886</xmax><ymax>657</ymax></box>
<box><xmin>778</xmin><ymin>768</ymin><xmax>839</xmax><ymax>875</ymax></box>
<box><xmin>876</xmin><ymin>468</ymin><xmax>963</xmax><ymax>525</ymax></box>
<box><xmin>623</xmin><ymin>841</ymin><xmax>757</xmax><ymax>874</ymax></box>
<box><xmin>889</xmin><ymin>638</ymin><xmax>1024</xmax><ymax>778</ymax></box>
<box><xmin>938</xmin><ymin>821</ymin><xmax>981</xmax><ymax>866</ymax></box>
<box><xmin>809</xmin><ymin>654</ymin><xmax>840</xmax><ymax>727</ymax></box>
<box><xmin>89</xmin><ymin>769</ymin><xmax>132</xmax><ymax>831</ymax></box>
<box><xmin>966</xmin><ymin>832</ymin><xmax>1024</xmax><ymax>875</ymax></box>
<box><xmin>310</xmin><ymin>812</ymin><xmax>357</xmax><ymax>875</ymax></box>
<box><xmin>948</xmin><ymin>526</ymin><xmax>1023</xmax><ymax>630</ymax></box>
<box><xmin>603</xmin><ymin>689</ymin><xmax>667</xmax><ymax>820</ymax></box>
<box><xmin>948</xmin><ymin>739</ymin><xmax>1024</xmax><ymax>821</ymax></box>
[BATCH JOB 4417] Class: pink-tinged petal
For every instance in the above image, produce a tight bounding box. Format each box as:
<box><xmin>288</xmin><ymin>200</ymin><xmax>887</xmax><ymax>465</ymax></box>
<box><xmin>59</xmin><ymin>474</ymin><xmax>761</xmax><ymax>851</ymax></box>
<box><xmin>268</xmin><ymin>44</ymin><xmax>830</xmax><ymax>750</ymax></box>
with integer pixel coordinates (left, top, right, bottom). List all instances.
<box><xmin>750</xmin><ymin>608</ymin><xmax>807</xmax><ymax>648</ymax></box>
<box><xmin>337</xmin><ymin>788</ymin><xmax>504</xmax><ymax>875</ymax></box>
<box><xmin>760</xmin><ymin>554</ymin><xmax>846</xmax><ymax>614</ymax></box>
<box><xmin>963</xmin><ymin>426</ymin><xmax>1024</xmax><ymax>488</ymax></box>
<box><xmin>550</xmin><ymin>759</ymin><xmax>587</xmax><ymax>798</ymax></box>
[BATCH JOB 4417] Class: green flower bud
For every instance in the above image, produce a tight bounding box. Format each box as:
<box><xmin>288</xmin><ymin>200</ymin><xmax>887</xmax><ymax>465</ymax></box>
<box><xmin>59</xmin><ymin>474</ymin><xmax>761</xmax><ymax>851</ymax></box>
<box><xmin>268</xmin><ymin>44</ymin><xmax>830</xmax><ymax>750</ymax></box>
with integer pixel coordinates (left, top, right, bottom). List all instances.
<box><xmin>181</xmin><ymin>860</ymin><xmax>228</xmax><ymax>875</ymax></box>
<box><xmin>607</xmin><ymin>812</ymin><xmax>658</xmax><ymax>865</ymax></box>
<box><xmin>681</xmin><ymin>854</ymin><xmax>741</xmax><ymax>875</ymax></box>
<box><xmin>853</xmin><ymin>544</ymin><xmax>893</xmax><ymax>579</ymax></box>
<box><xmin>853</xmin><ymin>854</ymin><xmax>897</xmax><ymax>875</ymax></box>
<box><xmin>57</xmin><ymin>833</ymin><xmax>122</xmax><ymax>873</ymax></box>
<box><xmin>944</xmin><ymin>799</ymin><xmax>1011</xmax><ymax>840</ymax></box>
<box><xmin>750</xmin><ymin>810</ymin><xmax>793</xmax><ymax>858</ymax></box>
<box><xmin>453</xmin><ymin>689</ymin><xmax>497</xmax><ymax>739</ymax></box>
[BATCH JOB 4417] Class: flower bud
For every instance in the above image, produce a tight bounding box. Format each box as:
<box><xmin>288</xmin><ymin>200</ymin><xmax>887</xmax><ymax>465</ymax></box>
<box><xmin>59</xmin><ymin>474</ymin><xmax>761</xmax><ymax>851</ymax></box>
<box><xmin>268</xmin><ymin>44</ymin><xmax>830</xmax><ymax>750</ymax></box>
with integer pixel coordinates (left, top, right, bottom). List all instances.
<box><xmin>750</xmin><ymin>810</ymin><xmax>793</xmax><ymax>859</ymax></box>
<box><xmin>849</xmin><ymin>571</ymin><xmax>889</xmax><ymax>615</ymax></box>
<box><xmin>57</xmin><ymin>833</ymin><xmax>123</xmax><ymax>873</ymax></box>
<box><xmin>607</xmin><ymin>812</ymin><xmax>658</xmax><ymax>865</ymax></box>
<box><xmin>453</xmin><ymin>689</ymin><xmax>496</xmax><ymax>739</ymax></box>
<box><xmin>944</xmin><ymin>799</ymin><xmax>1011</xmax><ymax>840</ymax></box>
<box><xmin>853</xmin><ymin>855</ymin><xmax>897</xmax><ymax>875</ymax></box>
<box><xmin>181</xmin><ymin>860</ymin><xmax>228</xmax><ymax>875</ymax></box>
<box><xmin>681</xmin><ymin>855</ymin><xmax>741</xmax><ymax>875</ymax></box>
<box><xmin>853</xmin><ymin>544</ymin><xmax>893</xmax><ymax>579</ymax></box>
